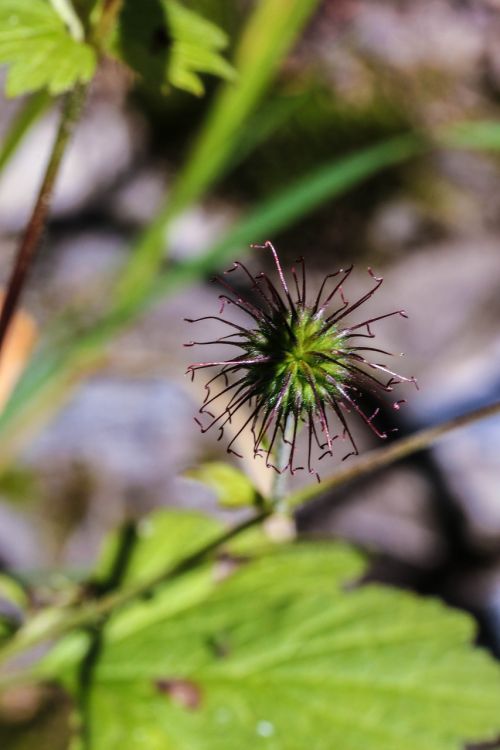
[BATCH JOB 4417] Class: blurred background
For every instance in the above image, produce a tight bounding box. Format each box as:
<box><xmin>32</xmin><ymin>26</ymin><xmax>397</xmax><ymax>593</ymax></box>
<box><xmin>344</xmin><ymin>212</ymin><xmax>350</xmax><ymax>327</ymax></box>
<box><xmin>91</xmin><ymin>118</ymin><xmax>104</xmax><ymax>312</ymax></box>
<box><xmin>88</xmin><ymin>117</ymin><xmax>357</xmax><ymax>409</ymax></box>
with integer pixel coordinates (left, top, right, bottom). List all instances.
<box><xmin>1</xmin><ymin>0</ymin><xmax>500</xmax><ymax>740</ymax></box>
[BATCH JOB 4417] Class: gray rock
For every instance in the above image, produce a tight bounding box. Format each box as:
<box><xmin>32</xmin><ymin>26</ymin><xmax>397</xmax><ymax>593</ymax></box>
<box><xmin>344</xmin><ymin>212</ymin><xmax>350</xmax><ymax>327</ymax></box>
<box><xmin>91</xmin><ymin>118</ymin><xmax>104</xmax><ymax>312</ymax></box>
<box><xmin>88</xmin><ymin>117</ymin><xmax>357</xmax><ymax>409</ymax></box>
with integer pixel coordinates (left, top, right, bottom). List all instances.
<box><xmin>0</xmin><ymin>100</ymin><xmax>141</xmax><ymax>231</ymax></box>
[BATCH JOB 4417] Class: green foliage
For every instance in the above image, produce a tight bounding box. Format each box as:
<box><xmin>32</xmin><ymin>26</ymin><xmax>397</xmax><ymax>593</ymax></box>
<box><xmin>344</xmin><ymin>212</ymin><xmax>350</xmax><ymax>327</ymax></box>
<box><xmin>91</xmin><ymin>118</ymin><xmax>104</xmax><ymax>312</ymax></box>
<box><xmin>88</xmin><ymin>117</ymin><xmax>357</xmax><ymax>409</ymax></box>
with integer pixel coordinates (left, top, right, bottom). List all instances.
<box><xmin>0</xmin><ymin>573</ymin><xmax>27</xmax><ymax>611</ymax></box>
<box><xmin>113</xmin><ymin>0</ymin><xmax>235</xmax><ymax>96</ymax></box>
<box><xmin>41</xmin><ymin>511</ymin><xmax>500</xmax><ymax>750</ymax></box>
<box><xmin>0</xmin><ymin>136</ymin><xmax>417</xmax><ymax>475</ymax></box>
<box><xmin>0</xmin><ymin>0</ymin><xmax>96</xmax><ymax>96</ymax></box>
<box><xmin>113</xmin><ymin>0</ymin><xmax>321</xmax><ymax>309</ymax></box>
<box><xmin>0</xmin><ymin>573</ymin><xmax>26</xmax><ymax>641</ymax></box>
<box><xmin>94</xmin><ymin>510</ymin><xmax>223</xmax><ymax>586</ymax></box>
<box><xmin>185</xmin><ymin>462</ymin><xmax>258</xmax><ymax>509</ymax></box>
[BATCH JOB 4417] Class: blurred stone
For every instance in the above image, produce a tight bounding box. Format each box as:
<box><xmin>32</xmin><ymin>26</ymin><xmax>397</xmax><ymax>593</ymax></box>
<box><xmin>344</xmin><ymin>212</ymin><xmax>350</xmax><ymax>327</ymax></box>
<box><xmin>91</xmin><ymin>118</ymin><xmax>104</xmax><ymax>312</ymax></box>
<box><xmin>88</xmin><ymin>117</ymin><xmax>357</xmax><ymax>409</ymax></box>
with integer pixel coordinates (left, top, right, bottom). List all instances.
<box><xmin>299</xmin><ymin>467</ymin><xmax>446</xmax><ymax>569</ymax></box>
<box><xmin>33</xmin><ymin>231</ymin><xmax>126</xmax><ymax>323</ymax></box>
<box><xmin>24</xmin><ymin>378</ymin><xmax>205</xmax><ymax>564</ymax></box>
<box><xmin>110</xmin><ymin>165</ymin><xmax>167</xmax><ymax>225</ymax></box>
<box><xmin>306</xmin><ymin>0</ymin><xmax>497</xmax><ymax>127</ymax></box>
<box><xmin>0</xmin><ymin>503</ymin><xmax>39</xmax><ymax>569</ymax></box>
<box><xmin>380</xmin><ymin>238</ymin><xmax>500</xmax><ymax>550</ymax></box>
<box><xmin>355</xmin><ymin>2</ymin><xmax>483</xmax><ymax>78</ymax></box>
<box><xmin>169</xmin><ymin>202</ymin><xmax>237</xmax><ymax>261</ymax></box>
<box><xmin>0</xmin><ymin>100</ymin><xmax>143</xmax><ymax>231</ymax></box>
<box><xmin>369</xmin><ymin>198</ymin><xmax>438</xmax><ymax>252</ymax></box>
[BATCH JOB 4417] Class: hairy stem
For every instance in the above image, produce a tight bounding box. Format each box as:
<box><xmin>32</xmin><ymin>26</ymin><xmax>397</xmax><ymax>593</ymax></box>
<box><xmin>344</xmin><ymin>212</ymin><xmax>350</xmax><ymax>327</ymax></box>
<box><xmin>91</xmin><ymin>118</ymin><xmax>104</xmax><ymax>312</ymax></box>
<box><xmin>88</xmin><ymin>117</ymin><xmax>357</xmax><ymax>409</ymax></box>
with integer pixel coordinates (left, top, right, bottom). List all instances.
<box><xmin>0</xmin><ymin>399</ymin><xmax>499</xmax><ymax>682</ymax></box>
<box><xmin>270</xmin><ymin>417</ymin><xmax>292</xmax><ymax>512</ymax></box>
<box><xmin>0</xmin><ymin>85</ymin><xmax>87</xmax><ymax>362</ymax></box>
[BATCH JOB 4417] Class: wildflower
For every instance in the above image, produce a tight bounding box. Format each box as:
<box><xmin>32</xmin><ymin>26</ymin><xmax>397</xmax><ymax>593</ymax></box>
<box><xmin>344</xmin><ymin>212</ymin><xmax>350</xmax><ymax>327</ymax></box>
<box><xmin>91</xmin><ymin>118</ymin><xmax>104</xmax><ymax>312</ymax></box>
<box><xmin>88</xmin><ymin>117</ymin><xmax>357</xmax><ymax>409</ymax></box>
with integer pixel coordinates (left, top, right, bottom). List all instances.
<box><xmin>186</xmin><ymin>241</ymin><xmax>416</xmax><ymax>481</ymax></box>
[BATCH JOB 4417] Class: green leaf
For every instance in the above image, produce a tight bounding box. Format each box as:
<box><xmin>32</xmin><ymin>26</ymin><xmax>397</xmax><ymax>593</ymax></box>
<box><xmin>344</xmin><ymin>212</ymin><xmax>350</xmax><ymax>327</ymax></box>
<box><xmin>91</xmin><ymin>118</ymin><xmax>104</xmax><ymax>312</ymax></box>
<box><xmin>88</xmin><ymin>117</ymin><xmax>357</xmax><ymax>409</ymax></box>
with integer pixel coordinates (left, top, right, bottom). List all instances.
<box><xmin>0</xmin><ymin>573</ymin><xmax>28</xmax><ymax>611</ymax></box>
<box><xmin>0</xmin><ymin>0</ymin><xmax>96</xmax><ymax>97</ymax></box>
<box><xmin>185</xmin><ymin>462</ymin><xmax>258</xmax><ymax>509</ymax></box>
<box><xmin>94</xmin><ymin>510</ymin><xmax>224</xmax><ymax>587</ymax></box>
<box><xmin>0</xmin><ymin>573</ymin><xmax>27</xmax><ymax>641</ymax></box>
<box><xmin>441</xmin><ymin>119</ymin><xmax>500</xmax><ymax>150</ymax></box>
<box><xmin>49</xmin><ymin>0</ymin><xmax>85</xmax><ymax>41</ymax></box>
<box><xmin>49</xmin><ymin>517</ymin><xmax>500</xmax><ymax>750</ymax></box>
<box><xmin>113</xmin><ymin>0</ymin><xmax>320</xmax><ymax>309</ymax></box>
<box><xmin>114</xmin><ymin>0</ymin><xmax>235</xmax><ymax>96</ymax></box>
<box><xmin>39</xmin><ymin>511</ymin><xmax>226</xmax><ymax>686</ymax></box>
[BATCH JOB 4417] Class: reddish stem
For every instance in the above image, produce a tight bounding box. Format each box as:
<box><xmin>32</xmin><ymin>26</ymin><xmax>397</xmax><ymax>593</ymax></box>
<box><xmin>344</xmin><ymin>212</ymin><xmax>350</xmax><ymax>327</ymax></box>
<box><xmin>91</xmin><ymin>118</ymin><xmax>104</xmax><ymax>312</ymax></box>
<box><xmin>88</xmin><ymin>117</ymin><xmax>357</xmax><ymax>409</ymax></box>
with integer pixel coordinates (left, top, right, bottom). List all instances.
<box><xmin>0</xmin><ymin>85</ymin><xmax>86</xmax><ymax>361</ymax></box>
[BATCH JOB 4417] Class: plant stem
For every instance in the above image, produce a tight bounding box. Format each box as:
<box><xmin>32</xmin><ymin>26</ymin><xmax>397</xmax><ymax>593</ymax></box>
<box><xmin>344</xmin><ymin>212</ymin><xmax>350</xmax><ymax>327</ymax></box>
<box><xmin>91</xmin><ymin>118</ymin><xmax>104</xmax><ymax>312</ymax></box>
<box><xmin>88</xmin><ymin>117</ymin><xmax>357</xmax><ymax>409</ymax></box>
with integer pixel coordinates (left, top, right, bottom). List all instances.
<box><xmin>94</xmin><ymin>0</ymin><xmax>123</xmax><ymax>47</ymax></box>
<box><xmin>76</xmin><ymin>519</ymin><xmax>138</xmax><ymax>749</ymax></box>
<box><xmin>270</xmin><ymin>416</ymin><xmax>293</xmax><ymax>512</ymax></box>
<box><xmin>0</xmin><ymin>85</ymin><xmax>87</xmax><ymax>363</ymax></box>
<box><xmin>1</xmin><ymin>399</ymin><xmax>499</xmax><ymax>683</ymax></box>
<box><xmin>288</xmin><ymin>399</ymin><xmax>500</xmax><ymax>508</ymax></box>
<box><xmin>0</xmin><ymin>511</ymin><xmax>268</xmax><ymax>679</ymax></box>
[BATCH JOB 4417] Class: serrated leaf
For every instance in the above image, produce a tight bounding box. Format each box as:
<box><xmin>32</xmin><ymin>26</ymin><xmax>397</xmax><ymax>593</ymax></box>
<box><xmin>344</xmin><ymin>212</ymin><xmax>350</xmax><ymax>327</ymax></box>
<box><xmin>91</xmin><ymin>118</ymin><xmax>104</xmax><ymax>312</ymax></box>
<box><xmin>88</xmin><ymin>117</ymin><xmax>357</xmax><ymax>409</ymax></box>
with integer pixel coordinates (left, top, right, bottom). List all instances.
<box><xmin>53</xmin><ymin>515</ymin><xmax>500</xmax><ymax>750</ymax></box>
<box><xmin>94</xmin><ymin>510</ymin><xmax>224</xmax><ymax>586</ymax></box>
<box><xmin>39</xmin><ymin>511</ymin><xmax>226</xmax><ymax>684</ymax></box>
<box><xmin>114</xmin><ymin>0</ymin><xmax>235</xmax><ymax>96</ymax></box>
<box><xmin>185</xmin><ymin>462</ymin><xmax>258</xmax><ymax>509</ymax></box>
<box><xmin>0</xmin><ymin>0</ymin><xmax>97</xmax><ymax>97</ymax></box>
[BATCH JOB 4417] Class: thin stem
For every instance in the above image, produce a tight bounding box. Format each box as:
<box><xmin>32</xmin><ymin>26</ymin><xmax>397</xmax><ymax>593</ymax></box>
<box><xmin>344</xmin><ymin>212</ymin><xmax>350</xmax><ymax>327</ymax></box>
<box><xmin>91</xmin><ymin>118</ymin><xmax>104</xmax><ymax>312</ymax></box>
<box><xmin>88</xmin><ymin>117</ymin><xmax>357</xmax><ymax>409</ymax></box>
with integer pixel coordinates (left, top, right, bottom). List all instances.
<box><xmin>93</xmin><ymin>0</ymin><xmax>124</xmax><ymax>47</ymax></box>
<box><xmin>0</xmin><ymin>511</ymin><xmax>268</xmax><ymax>678</ymax></box>
<box><xmin>1</xmin><ymin>399</ymin><xmax>499</xmax><ymax>683</ymax></box>
<box><xmin>49</xmin><ymin>0</ymin><xmax>85</xmax><ymax>41</ymax></box>
<box><xmin>0</xmin><ymin>85</ymin><xmax>87</xmax><ymax>363</ymax></box>
<box><xmin>288</xmin><ymin>399</ymin><xmax>500</xmax><ymax>508</ymax></box>
<box><xmin>77</xmin><ymin>519</ymin><xmax>139</xmax><ymax>749</ymax></box>
<box><xmin>270</xmin><ymin>416</ymin><xmax>293</xmax><ymax>512</ymax></box>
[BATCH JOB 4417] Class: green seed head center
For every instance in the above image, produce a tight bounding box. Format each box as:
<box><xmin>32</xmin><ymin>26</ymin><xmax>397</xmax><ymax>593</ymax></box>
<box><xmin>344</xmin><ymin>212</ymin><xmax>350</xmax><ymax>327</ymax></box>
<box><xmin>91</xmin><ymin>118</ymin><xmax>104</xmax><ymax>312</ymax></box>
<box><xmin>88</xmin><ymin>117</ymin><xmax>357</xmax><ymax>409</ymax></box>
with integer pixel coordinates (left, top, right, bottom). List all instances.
<box><xmin>243</xmin><ymin>309</ymin><xmax>348</xmax><ymax>413</ymax></box>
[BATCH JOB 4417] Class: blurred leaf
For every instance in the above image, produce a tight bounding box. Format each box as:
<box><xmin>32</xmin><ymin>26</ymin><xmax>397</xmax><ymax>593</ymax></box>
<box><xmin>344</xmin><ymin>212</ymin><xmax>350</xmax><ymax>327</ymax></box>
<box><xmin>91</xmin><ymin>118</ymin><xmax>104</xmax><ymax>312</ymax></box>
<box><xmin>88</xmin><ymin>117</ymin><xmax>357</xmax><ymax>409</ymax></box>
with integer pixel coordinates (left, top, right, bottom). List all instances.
<box><xmin>45</xmin><ymin>533</ymin><xmax>500</xmax><ymax>750</ymax></box>
<box><xmin>156</xmin><ymin>134</ymin><xmax>423</xmax><ymax>295</ymax></box>
<box><xmin>114</xmin><ymin>0</ymin><xmax>321</xmax><ymax>310</ymax></box>
<box><xmin>49</xmin><ymin>0</ymin><xmax>85</xmax><ymax>41</ymax></box>
<box><xmin>0</xmin><ymin>574</ymin><xmax>28</xmax><ymax>612</ymax></box>
<box><xmin>39</xmin><ymin>511</ymin><xmax>226</xmax><ymax>684</ymax></box>
<box><xmin>0</xmin><ymin>465</ymin><xmax>37</xmax><ymax>504</ymax></box>
<box><xmin>0</xmin><ymin>91</ymin><xmax>51</xmax><ymax>175</ymax></box>
<box><xmin>185</xmin><ymin>462</ymin><xmax>258</xmax><ymax>509</ymax></box>
<box><xmin>2</xmin><ymin>120</ymin><xmax>497</xmax><ymax>472</ymax></box>
<box><xmin>0</xmin><ymin>0</ymin><xmax>96</xmax><ymax>96</ymax></box>
<box><xmin>441</xmin><ymin>120</ymin><xmax>500</xmax><ymax>150</ymax></box>
<box><xmin>113</xmin><ymin>0</ymin><xmax>235</xmax><ymax>96</ymax></box>
<box><xmin>94</xmin><ymin>510</ymin><xmax>223</xmax><ymax>587</ymax></box>
<box><xmin>0</xmin><ymin>133</ymin><xmax>423</xmax><ymax>472</ymax></box>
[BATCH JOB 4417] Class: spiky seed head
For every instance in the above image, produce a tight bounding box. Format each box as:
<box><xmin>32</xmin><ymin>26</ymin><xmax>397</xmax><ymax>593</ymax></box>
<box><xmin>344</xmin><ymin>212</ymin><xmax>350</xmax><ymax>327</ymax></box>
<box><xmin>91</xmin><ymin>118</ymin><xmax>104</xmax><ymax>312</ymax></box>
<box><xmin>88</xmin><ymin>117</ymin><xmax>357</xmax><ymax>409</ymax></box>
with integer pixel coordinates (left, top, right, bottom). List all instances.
<box><xmin>186</xmin><ymin>241</ymin><xmax>416</xmax><ymax>481</ymax></box>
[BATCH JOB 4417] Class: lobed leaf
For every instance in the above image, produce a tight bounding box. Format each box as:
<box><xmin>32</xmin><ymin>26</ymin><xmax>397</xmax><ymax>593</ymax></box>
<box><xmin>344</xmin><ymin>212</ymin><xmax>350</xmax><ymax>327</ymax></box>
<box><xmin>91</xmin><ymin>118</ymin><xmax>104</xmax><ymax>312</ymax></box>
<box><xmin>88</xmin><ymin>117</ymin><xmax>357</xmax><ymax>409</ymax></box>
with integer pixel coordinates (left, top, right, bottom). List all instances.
<box><xmin>113</xmin><ymin>0</ymin><xmax>235</xmax><ymax>96</ymax></box>
<box><xmin>44</xmin><ymin>510</ymin><xmax>500</xmax><ymax>750</ymax></box>
<box><xmin>184</xmin><ymin>462</ymin><xmax>258</xmax><ymax>509</ymax></box>
<box><xmin>0</xmin><ymin>0</ymin><xmax>96</xmax><ymax>97</ymax></box>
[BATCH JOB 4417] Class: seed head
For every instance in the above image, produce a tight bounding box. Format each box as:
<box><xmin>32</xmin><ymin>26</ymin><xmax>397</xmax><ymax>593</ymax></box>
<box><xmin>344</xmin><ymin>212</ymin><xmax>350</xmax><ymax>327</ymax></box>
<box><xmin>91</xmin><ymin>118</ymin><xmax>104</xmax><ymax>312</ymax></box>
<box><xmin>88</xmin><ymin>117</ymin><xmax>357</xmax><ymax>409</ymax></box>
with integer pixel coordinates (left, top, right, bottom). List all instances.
<box><xmin>186</xmin><ymin>241</ymin><xmax>416</xmax><ymax>481</ymax></box>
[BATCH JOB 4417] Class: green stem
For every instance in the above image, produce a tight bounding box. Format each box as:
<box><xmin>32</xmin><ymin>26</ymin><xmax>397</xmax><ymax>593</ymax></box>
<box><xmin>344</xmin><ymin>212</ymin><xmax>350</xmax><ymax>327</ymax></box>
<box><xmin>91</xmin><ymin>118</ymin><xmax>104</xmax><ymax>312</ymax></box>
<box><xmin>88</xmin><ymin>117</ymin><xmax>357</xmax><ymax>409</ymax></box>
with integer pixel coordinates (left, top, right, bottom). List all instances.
<box><xmin>1</xmin><ymin>399</ymin><xmax>499</xmax><ymax>684</ymax></box>
<box><xmin>49</xmin><ymin>0</ymin><xmax>84</xmax><ymax>41</ymax></box>
<box><xmin>270</xmin><ymin>416</ymin><xmax>293</xmax><ymax>512</ymax></box>
<box><xmin>76</xmin><ymin>519</ymin><xmax>138</xmax><ymax>749</ymax></box>
<box><xmin>93</xmin><ymin>0</ymin><xmax>123</xmax><ymax>47</ymax></box>
<box><xmin>0</xmin><ymin>511</ymin><xmax>268</xmax><ymax>680</ymax></box>
<box><xmin>0</xmin><ymin>85</ymin><xmax>87</xmax><ymax>362</ymax></box>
